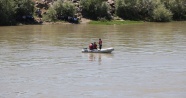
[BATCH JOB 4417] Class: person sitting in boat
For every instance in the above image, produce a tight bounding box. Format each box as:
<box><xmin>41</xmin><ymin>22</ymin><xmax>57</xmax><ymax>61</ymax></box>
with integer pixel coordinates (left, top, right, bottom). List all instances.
<box><xmin>93</xmin><ymin>42</ymin><xmax>97</xmax><ymax>49</ymax></box>
<box><xmin>89</xmin><ymin>43</ymin><xmax>93</xmax><ymax>50</ymax></box>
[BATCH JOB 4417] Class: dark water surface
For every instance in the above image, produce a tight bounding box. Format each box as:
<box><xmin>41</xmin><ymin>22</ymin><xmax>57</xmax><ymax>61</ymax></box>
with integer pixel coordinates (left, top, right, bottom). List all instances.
<box><xmin>0</xmin><ymin>22</ymin><xmax>186</xmax><ymax>98</ymax></box>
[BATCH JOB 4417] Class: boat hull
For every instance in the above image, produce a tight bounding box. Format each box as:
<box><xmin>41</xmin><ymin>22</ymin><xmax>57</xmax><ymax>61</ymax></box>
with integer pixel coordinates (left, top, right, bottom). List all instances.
<box><xmin>82</xmin><ymin>47</ymin><xmax>114</xmax><ymax>53</ymax></box>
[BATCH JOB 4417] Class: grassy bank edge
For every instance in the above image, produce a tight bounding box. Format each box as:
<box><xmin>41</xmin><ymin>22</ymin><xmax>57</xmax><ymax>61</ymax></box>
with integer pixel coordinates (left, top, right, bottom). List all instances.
<box><xmin>88</xmin><ymin>20</ymin><xmax>144</xmax><ymax>25</ymax></box>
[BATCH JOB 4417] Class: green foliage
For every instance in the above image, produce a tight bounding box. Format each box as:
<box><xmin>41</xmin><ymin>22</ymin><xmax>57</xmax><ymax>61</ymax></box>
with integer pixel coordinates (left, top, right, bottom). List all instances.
<box><xmin>14</xmin><ymin>0</ymin><xmax>34</xmax><ymax>16</ymax></box>
<box><xmin>115</xmin><ymin>0</ymin><xmax>159</xmax><ymax>21</ymax></box>
<box><xmin>98</xmin><ymin>2</ymin><xmax>112</xmax><ymax>20</ymax></box>
<box><xmin>80</xmin><ymin>0</ymin><xmax>112</xmax><ymax>20</ymax></box>
<box><xmin>53</xmin><ymin>0</ymin><xmax>76</xmax><ymax>17</ymax></box>
<box><xmin>152</xmin><ymin>4</ymin><xmax>173</xmax><ymax>22</ymax></box>
<box><xmin>115</xmin><ymin>0</ymin><xmax>126</xmax><ymax>19</ymax></box>
<box><xmin>115</xmin><ymin>0</ymin><xmax>178</xmax><ymax>22</ymax></box>
<box><xmin>164</xmin><ymin>0</ymin><xmax>186</xmax><ymax>20</ymax></box>
<box><xmin>43</xmin><ymin>7</ymin><xmax>57</xmax><ymax>21</ymax></box>
<box><xmin>136</xmin><ymin>0</ymin><xmax>159</xmax><ymax>20</ymax></box>
<box><xmin>0</xmin><ymin>0</ymin><xmax>35</xmax><ymax>25</ymax></box>
<box><xmin>0</xmin><ymin>0</ymin><xmax>186</xmax><ymax>25</ymax></box>
<box><xmin>44</xmin><ymin>0</ymin><xmax>76</xmax><ymax>21</ymax></box>
<box><xmin>0</xmin><ymin>0</ymin><xmax>16</xmax><ymax>25</ymax></box>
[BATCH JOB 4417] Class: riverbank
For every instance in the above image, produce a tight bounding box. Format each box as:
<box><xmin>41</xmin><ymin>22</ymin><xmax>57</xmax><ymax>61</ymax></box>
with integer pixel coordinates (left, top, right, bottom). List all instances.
<box><xmin>1</xmin><ymin>0</ymin><xmax>185</xmax><ymax>26</ymax></box>
<box><xmin>32</xmin><ymin>0</ymin><xmax>142</xmax><ymax>25</ymax></box>
<box><xmin>41</xmin><ymin>18</ymin><xmax>186</xmax><ymax>25</ymax></box>
<box><xmin>15</xmin><ymin>18</ymin><xmax>143</xmax><ymax>26</ymax></box>
<box><xmin>10</xmin><ymin>18</ymin><xmax>186</xmax><ymax>26</ymax></box>
<box><xmin>40</xmin><ymin>18</ymin><xmax>144</xmax><ymax>25</ymax></box>
<box><xmin>41</xmin><ymin>18</ymin><xmax>91</xmax><ymax>25</ymax></box>
<box><xmin>89</xmin><ymin>20</ymin><xmax>144</xmax><ymax>25</ymax></box>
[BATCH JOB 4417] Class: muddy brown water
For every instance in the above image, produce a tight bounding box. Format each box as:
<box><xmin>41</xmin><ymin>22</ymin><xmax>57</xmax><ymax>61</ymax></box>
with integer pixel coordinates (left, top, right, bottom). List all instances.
<box><xmin>0</xmin><ymin>22</ymin><xmax>186</xmax><ymax>98</ymax></box>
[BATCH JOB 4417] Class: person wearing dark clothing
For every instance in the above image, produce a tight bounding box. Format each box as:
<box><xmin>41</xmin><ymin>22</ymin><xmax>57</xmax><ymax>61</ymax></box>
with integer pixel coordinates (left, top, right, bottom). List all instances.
<box><xmin>93</xmin><ymin>42</ymin><xmax>97</xmax><ymax>49</ymax></box>
<box><xmin>98</xmin><ymin>38</ymin><xmax>102</xmax><ymax>50</ymax></box>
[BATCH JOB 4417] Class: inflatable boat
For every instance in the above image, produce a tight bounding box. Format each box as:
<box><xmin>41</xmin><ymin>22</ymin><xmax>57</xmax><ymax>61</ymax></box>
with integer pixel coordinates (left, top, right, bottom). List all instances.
<box><xmin>82</xmin><ymin>47</ymin><xmax>114</xmax><ymax>53</ymax></box>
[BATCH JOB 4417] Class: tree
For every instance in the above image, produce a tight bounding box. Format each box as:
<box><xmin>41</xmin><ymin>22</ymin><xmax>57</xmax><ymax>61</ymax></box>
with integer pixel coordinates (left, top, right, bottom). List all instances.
<box><xmin>80</xmin><ymin>0</ymin><xmax>111</xmax><ymax>20</ymax></box>
<box><xmin>53</xmin><ymin>0</ymin><xmax>76</xmax><ymax>17</ymax></box>
<box><xmin>115</xmin><ymin>0</ymin><xmax>174</xmax><ymax>22</ymax></box>
<box><xmin>164</xmin><ymin>0</ymin><xmax>186</xmax><ymax>20</ymax></box>
<box><xmin>0</xmin><ymin>0</ymin><xmax>35</xmax><ymax>25</ymax></box>
<box><xmin>152</xmin><ymin>4</ymin><xmax>173</xmax><ymax>22</ymax></box>
<box><xmin>0</xmin><ymin>0</ymin><xmax>16</xmax><ymax>25</ymax></box>
<box><xmin>43</xmin><ymin>0</ymin><xmax>76</xmax><ymax>21</ymax></box>
<box><xmin>14</xmin><ymin>0</ymin><xmax>34</xmax><ymax>16</ymax></box>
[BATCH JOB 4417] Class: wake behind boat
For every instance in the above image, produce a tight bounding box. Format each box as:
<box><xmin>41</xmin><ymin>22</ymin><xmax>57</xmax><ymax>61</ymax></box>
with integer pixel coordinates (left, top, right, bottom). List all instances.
<box><xmin>82</xmin><ymin>47</ymin><xmax>114</xmax><ymax>53</ymax></box>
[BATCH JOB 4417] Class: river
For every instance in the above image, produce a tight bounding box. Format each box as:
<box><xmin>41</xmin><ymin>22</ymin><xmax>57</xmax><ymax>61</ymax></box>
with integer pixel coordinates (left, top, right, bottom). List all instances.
<box><xmin>0</xmin><ymin>22</ymin><xmax>186</xmax><ymax>98</ymax></box>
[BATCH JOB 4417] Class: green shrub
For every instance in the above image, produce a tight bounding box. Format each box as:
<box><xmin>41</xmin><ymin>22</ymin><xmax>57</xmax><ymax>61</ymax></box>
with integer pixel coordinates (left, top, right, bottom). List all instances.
<box><xmin>43</xmin><ymin>7</ymin><xmax>57</xmax><ymax>21</ymax></box>
<box><xmin>80</xmin><ymin>0</ymin><xmax>111</xmax><ymax>20</ymax></box>
<box><xmin>115</xmin><ymin>0</ymin><xmax>126</xmax><ymax>19</ymax></box>
<box><xmin>98</xmin><ymin>2</ymin><xmax>112</xmax><ymax>20</ymax></box>
<box><xmin>0</xmin><ymin>0</ymin><xmax>16</xmax><ymax>25</ymax></box>
<box><xmin>137</xmin><ymin>0</ymin><xmax>159</xmax><ymax>21</ymax></box>
<box><xmin>53</xmin><ymin>0</ymin><xmax>76</xmax><ymax>17</ymax></box>
<box><xmin>14</xmin><ymin>0</ymin><xmax>34</xmax><ymax>16</ymax></box>
<box><xmin>115</xmin><ymin>0</ymin><xmax>157</xmax><ymax>20</ymax></box>
<box><xmin>164</xmin><ymin>0</ymin><xmax>186</xmax><ymax>20</ymax></box>
<box><xmin>152</xmin><ymin>4</ymin><xmax>173</xmax><ymax>22</ymax></box>
<box><xmin>0</xmin><ymin>0</ymin><xmax>35</xmax><ymax>25</ymax></box>
<box><xmin>44</xmin><ymin>0</ymin><xmax>76</xmax><ymax>21</ymax></box>
<box><xmin>116</xmin><ymin>0</ymin><xmax>143</xmax><ymax>20</ymax></box>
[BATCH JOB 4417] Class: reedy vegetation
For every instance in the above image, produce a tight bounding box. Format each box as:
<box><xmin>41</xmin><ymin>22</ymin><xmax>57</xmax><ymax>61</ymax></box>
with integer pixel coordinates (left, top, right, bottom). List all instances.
<box><xmin>0</xmin><ymin>0</ymin><xmax>186</xmax><ymax>25</ymax></box>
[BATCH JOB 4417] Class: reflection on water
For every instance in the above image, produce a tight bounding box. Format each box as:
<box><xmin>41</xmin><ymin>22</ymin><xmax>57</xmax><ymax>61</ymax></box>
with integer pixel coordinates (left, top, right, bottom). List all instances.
<box><xmin>84</xmin><ymin>53</ymin><xmax>114</xmax><ymax>65</ymax></box>
<box><xmin>0</xmin><ymin>22</ymin><xmax>186</xmax><ymax>98</ymax></box>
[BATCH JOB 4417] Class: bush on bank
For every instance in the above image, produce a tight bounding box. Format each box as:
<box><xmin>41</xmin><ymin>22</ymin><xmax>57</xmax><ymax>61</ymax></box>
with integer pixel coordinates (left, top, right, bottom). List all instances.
<box><xmin>39</xmin><ymin>0</ymin><xmax>186</xmax><ymax>22</ymax></box>
<box><xmin>163</xmin><ymin>0</ymin><xmax>186</xmax><ymax>20</ymax></box>
<box><xmin>0</xmin><ymin>0</ymin><xmax>35</xmax><ymax>26</ymax></box>
<box><xmin>80</xmin><ymin>0</ymin><xmax>112</xmax><ymax>20</ymax></box>
<box><xmin>1</xmin><ymin>0</ymin><xmax>186</xmax><ymax>25</ymax></box>
<box><xmin>14</xmin><ymin>0</ymin><xmax>34</xmax><ymax>17</ymax></box>
<box><xmin>44</xmin><ymin>6</ymin><xmax>57</xmax><ymax>21</ymax></box>
<box><xmin>0</xmin><ymin>0</ymin><xmax>16</xmax><ymax>25</ymax></box>
<box><xmin>14</xmin><ymin>0</ymin><xmax>35</xmax><ymax>23</ymax></box>
<box><xmin>152</xmin><ymin>4</ymin><xmax>173</xmax><ymax>22</ymax></box>
<box><xmin>115</xmin><ymin>0</ymin><xmax>186</xmax><ymax>22</ymax></box>
<box><xmin>43</xmin><ymin>0</ymin><xmax>77</xmax><ymax>23</ymax></box>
